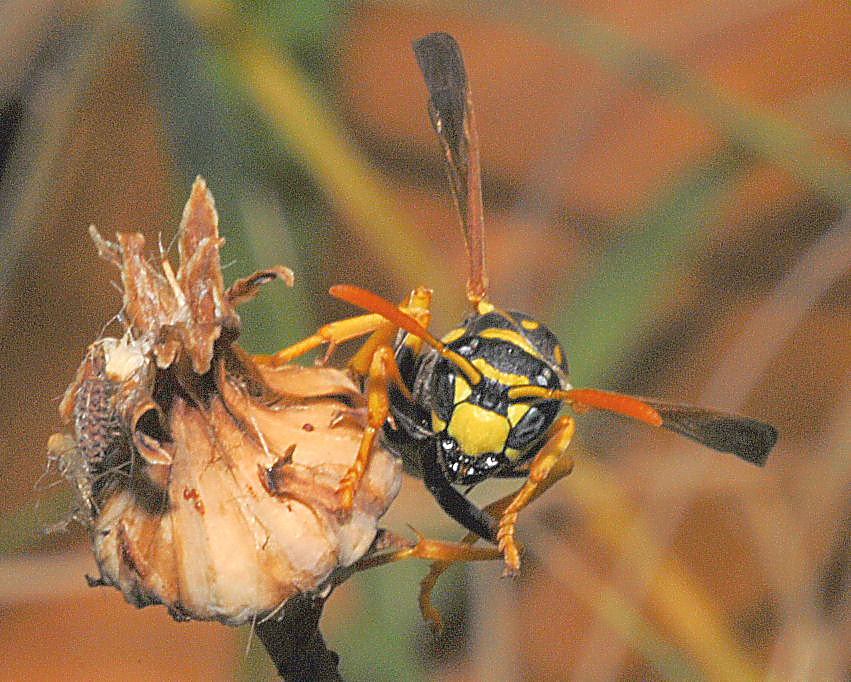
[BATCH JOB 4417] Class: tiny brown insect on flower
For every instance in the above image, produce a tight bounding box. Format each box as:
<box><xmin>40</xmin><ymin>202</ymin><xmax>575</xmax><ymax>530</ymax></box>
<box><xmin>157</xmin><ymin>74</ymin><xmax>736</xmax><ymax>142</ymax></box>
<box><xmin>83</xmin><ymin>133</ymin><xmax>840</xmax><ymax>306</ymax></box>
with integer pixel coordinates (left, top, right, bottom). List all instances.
<box><xmin>49</xmin><ymin>177</ymin><xmax>402</xmax><ymax>626</ymax></box>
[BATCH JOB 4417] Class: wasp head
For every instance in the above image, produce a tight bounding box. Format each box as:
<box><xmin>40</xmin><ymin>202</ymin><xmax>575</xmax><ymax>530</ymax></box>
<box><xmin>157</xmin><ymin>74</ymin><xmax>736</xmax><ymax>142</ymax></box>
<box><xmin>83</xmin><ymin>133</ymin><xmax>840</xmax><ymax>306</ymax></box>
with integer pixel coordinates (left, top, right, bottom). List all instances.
<box><xmin>428</xmin><ymin>311</ymin><xmax>568</xmax><ymax>484</ymax></box>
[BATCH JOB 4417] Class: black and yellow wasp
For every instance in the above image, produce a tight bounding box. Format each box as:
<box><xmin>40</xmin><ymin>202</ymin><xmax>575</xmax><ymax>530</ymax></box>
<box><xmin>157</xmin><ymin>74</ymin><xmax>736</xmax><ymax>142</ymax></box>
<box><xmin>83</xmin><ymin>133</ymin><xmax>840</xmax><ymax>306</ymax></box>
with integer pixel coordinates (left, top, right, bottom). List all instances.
<box><xmin>260</xmin><ymin>32</ymin><xmax>778</xmax><ymax>574</ymax></box>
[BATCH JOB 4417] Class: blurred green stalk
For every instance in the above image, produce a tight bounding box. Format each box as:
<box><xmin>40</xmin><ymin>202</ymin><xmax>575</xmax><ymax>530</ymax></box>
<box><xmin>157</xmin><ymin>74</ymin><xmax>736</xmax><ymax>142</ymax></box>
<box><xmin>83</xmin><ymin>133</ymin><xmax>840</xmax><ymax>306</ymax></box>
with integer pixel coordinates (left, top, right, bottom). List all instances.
<box><xmin>178</xmin><ymin>0</ymin><xmax>445</xmax><ymax>289</ymax></box>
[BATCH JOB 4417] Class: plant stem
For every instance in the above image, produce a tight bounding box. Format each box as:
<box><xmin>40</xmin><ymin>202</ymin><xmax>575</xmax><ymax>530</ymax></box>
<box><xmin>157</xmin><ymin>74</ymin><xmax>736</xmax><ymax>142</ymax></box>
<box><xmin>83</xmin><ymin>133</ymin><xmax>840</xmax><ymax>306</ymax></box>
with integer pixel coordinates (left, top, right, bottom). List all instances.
<box><xmin>255</xmin><ymin>593</ymin><xmax>342</xmax><ymax>682</ymax></box>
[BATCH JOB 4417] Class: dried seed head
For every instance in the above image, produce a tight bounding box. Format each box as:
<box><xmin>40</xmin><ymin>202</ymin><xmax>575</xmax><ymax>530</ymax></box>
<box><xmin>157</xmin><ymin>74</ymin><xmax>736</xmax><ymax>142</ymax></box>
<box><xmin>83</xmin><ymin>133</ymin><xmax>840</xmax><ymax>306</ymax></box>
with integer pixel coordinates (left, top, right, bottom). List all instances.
<box><xmin>49</xmin><ymin>177</ymin><xmax>401</xmax><ymax>625</ymax></box>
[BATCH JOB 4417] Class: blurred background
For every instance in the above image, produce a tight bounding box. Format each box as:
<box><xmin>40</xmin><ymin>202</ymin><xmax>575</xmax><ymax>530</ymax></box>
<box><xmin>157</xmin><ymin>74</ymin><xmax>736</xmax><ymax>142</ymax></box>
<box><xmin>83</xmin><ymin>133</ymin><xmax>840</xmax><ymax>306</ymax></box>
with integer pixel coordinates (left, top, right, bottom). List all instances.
<box><xmin>1</xmin><ymin>0</ymin><xmax>848</xmax><ymax>679</ymax></box>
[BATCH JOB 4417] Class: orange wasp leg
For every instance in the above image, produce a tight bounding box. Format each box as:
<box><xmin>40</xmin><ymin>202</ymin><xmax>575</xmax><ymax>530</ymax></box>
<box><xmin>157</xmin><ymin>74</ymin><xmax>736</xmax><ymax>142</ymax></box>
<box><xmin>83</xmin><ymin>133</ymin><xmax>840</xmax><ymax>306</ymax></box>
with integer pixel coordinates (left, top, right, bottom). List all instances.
<box><xmin>418</xmin><ymin>450</ymin><xmax>576</xmax><ymax>632</ymax></box>
<box><xmin>258</xmin><ymin>285</ymin><xmax>434</xmax><ymax>514</ymax></box>
<box><xmin>348</xmin><ymin>527</ymin><xmax>501</xmax><ymax>574</ymax></box>
<box><xmin>254</xmin><ymin>312</ymin><xmax>388</xmax><ymax>367</ymax></box>
<box><xmin>255</xmin><ymin>286</ymin><xmax>434</xmax><ymax>371</ymax></box>
<box><xmin>331</xmin><ymin>284</ymin><xmax>482</xmax><ymax>385</ymax></box>
<box><xmin>496</xmin><ymin>415</ymin><xmax>576</xmax><ymax>576</ymax></box>
<box><xmin>336</xmin><ymin>345</ymin><xmax>397</xmax><ymax>513</ymax></box>
<box><xmin>335</xmin><ymin>287</ymin><xmax>433</xmax><ymax>512</ymax></box>
<box><xmin>335</xmin><ymin>528</ymin><xmax>501</xmax><ymax>631</ymax></box>
<box><xmin>349</xmin><ymin>286</ymin><xmax>432</xmax><ymax>376</ymax></box>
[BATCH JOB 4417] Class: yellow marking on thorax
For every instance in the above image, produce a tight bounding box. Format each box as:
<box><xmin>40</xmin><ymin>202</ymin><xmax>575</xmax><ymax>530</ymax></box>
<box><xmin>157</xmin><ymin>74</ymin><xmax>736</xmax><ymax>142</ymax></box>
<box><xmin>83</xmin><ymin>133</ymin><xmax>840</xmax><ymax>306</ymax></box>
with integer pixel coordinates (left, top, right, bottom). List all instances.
<box><xmin>520</xmin><ymin>319</ymin><xmax>539</xmax><ymax>331</ymax></box>
<box><xmin>441</xmin><ymin>327</ymin><xmax>466</xmax><ymax>344</ymax></box>
<box><xmin>478</xmin><ymin>328</ymin><xmax>540</xmax><ymax>358</ymax></box>
<box><xmin>432</xmin><ymin>411</ymin><xmax>447</xmax><ymax>432</ymax></box>
<box><xmin>448</xmin><ymin>403</ymin><xmax>509</xmax><ymax>457</ymax></box>
<box><xmin>472</xmin><ymin>357</ymin><xmax>529</xmax><ymax>387</ymax></box>
<box><xmin>553</xmin><ymin>344</ymin><xmax>563</xmax><ymax>366</ymax></box>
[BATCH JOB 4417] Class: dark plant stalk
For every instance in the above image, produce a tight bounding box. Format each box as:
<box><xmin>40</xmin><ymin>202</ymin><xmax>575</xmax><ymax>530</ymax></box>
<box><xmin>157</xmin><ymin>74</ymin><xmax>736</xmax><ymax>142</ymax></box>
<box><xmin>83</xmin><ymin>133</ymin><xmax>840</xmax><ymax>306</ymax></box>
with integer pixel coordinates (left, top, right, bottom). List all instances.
<box><xmin>255</xmin><ymin>593</ymin><xmax>342</xmax><ymax>681</ymax></box>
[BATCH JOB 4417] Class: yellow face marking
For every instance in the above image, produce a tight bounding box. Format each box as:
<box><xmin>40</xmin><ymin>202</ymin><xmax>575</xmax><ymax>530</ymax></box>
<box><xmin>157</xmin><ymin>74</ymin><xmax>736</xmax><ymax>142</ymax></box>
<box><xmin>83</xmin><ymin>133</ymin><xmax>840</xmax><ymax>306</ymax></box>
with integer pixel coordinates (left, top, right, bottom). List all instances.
<box><xmin>520</xmin><ymin>319</ymin><xmax>539</xmax><ymax>331</ymax></box>
<box><xmin>431</xmin><ymin>411</ymin><xmax>447</xmax><ymax>433</ymax></box>
<box><xmin>553</xmin><ymin>344</ymin><xmax>563</xmax><ymax>366</ymax></box>
<box><xmin>477</xmin><ymin>328</ymin><xmax>540</xmax><ymax>358</ymax></box>
<box><xmin>441</xmin><ymin>327</ymin><xmax>466</xmax><ymax>345</ymax></box>
<box><xmin>504</xmin><ymin>447</ymin><xmax>522</xmax><ymax>462</ymax></box>
<box><xmin>507</xmin><ymin>402</ymin><xmax>530</xmax><ymax>427</ymax></box>
<box><xmin>472</xmin><ymin>357</ymin><xmax>529</xmax><ymax>387</ymax></box>
<box><xmin>477</xmin><ymin>301</ymin><xmax>495</xmax><ymax>315</ymax></box>
<box><xmin>454</xmin><ymin>376</ymin><xmax>472</xmax><ymax>404</ymax></box>
<box><xmin>448</xmin><ymin>403</ymin><xmax>509</xmax><ymax>457</ymax></box>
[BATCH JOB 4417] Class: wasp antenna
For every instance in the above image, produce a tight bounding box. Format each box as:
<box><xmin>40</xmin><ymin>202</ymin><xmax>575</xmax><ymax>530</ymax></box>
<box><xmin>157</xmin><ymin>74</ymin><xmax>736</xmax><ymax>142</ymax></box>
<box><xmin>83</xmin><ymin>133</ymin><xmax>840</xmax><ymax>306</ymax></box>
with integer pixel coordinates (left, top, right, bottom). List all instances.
<box><xmin>509</xmin><ymin>387</ymin><xmax>663</xmax><ymax>427</ymax></box>
<box><xmin>563</xmin><ymin>388</ymin><xmax>663</xmax><ymax>426</ymax></box>
<box><xmin>330</xmin><ymin>285</ymin><xmax>482</xmax><ymax>385</ymax></box>
<box><xmin>508</xmin><ymin>385</ymin><xmax>777</xmax><ymax>466</ymax></box>
<box><xmin>507</xmin><ymin>386</ymin><xmax>664</xmax><ymax>426</ymax></box>
<box><xmin>413</xmin><ymin>32</ymin><xmax>488</xmax><ymax>305</ymax></box>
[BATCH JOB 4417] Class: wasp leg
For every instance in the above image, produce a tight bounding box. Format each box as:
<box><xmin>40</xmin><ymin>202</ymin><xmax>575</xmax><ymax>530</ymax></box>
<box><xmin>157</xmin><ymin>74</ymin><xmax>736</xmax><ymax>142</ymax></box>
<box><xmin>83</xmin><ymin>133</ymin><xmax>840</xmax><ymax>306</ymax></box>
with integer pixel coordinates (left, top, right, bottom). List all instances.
<box><xmin>417</xmin><ymin>530</ymin><xmax>489</xmax><ymax>634</ymax></box>
<box><xmin>347</xmin><ymin>528</ymin><xmax>500</xmax><ymax>574</ymax></box>
<box><xmin>336</xmin><ymin>344</ymin><xmax>413</xmax><ymax>513</ymax></box>
<box><xmin>333</xmin><ymin>527</ymin><xmax>499</xmax><ymax>631</ymax></box>
<box><xmin>418</xmin><ymin>452</ymin><xmax>575</xmax><ymax>631</ymax></box>
<box><xmin>496</xmin><ymin>415</ymin><xmax>576</xmax><ymax>576</ymax></box>
<box><xmin>253</xmin><ymin>313</ymin><xmax>388</xmax><ymax>367</ymax></box>
<box><xmin>348</xmin><ymin>285</ymin><xmax>433</xmax><ymax>376</ymax></box>
<box><xmin>256</xmin><ymin>286</ymin><xmax>434</xmax><ymax>369</ymax></box>
<box><xmin>335</xmin><ymin>288</ymin><xmax>433</xmax><ymax>512</ymax></box>
<box><xmin>252</xmin><ymin>313</ymin><xmax>398</xmax><ymax>367</ymax></box>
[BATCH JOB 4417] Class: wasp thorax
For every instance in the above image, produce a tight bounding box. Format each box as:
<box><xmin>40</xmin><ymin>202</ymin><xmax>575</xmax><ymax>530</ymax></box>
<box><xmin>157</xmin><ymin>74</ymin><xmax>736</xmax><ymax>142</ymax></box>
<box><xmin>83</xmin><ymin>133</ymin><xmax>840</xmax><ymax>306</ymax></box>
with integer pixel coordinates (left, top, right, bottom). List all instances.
<box><xmin>48</xmin><ymin>177</ymin><xmax>401</xmax><ymax>625</ymax></box>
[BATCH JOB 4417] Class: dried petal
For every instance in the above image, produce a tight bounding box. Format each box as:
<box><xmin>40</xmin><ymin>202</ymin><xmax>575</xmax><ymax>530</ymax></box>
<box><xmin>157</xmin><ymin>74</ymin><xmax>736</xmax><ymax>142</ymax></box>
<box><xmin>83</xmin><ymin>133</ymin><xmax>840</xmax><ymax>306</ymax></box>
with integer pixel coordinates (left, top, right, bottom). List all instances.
<box><xmin>115</xmin><ymin>231</ymin><xmax>180</xmax><ymax>347</ymax></box>
<box><xmin>88</xmin><ymin>224</ymin><xmax>122</xmax><ymax>266</ymax></box>
<box><xmin>175</xmin><ymin>177</ymin><xmax>230</xmax><ymax>373</ymax></box>
<box><xmin>226</xmin><ymin>266</ymin><xmax>294</xmax><ymax>307</ymax></box>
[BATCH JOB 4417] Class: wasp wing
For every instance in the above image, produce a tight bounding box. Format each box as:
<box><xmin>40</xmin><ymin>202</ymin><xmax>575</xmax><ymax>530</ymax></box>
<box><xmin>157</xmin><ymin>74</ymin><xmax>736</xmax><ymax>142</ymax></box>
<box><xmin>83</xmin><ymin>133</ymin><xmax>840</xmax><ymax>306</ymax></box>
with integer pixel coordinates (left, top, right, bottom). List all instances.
<box><xmin>637</xmin><ymin>398</ymin><xmax>777</xmax><ymax>466</ymax></box>
<box><xmin>413</xmin><ymin>32</ymin><xmax>487</xmax><ymax>303</ymax></box>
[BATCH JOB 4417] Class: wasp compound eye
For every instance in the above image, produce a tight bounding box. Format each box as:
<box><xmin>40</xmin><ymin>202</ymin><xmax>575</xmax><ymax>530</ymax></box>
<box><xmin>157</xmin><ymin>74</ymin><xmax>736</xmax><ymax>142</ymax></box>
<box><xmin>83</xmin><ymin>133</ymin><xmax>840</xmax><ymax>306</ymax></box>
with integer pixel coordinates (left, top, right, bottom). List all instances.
<box><xmin>432</xmin><ymin>367</ymin><xmax>456</xmax><ymax>422</ymax></box>
<box><xmin>506</xmin><ymin>405</ymin><xmax>548</xmax><ymax>449</ymax></box>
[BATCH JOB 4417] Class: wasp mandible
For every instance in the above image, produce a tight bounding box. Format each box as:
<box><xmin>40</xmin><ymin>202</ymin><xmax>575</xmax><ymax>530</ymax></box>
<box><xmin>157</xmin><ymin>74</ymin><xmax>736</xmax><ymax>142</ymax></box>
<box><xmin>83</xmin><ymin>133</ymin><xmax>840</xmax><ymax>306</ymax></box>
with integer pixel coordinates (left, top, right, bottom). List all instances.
<box><xmin>258</xmin><ymin>32</ymin><xmax>778</xmax><ymax>575</ymax></box>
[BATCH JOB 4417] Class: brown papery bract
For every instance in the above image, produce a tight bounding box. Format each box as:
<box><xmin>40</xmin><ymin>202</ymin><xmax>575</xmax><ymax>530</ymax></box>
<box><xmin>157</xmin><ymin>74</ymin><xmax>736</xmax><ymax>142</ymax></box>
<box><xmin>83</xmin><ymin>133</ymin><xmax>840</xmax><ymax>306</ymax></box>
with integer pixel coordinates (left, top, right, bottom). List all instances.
<box><xmin>48</xmin><ymin>177</ymin><xmax>401</xmax><ymax>626</ymax></box>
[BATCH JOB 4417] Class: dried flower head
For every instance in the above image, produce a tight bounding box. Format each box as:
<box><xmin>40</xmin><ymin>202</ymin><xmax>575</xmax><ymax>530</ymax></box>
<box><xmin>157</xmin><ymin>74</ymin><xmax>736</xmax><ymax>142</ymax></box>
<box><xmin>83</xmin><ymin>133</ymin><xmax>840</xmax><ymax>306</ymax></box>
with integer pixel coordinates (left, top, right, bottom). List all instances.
<box><xmin>48</xmin><ymin>177</ymin><xmax>401</xmax><ymax>625</ymax></box>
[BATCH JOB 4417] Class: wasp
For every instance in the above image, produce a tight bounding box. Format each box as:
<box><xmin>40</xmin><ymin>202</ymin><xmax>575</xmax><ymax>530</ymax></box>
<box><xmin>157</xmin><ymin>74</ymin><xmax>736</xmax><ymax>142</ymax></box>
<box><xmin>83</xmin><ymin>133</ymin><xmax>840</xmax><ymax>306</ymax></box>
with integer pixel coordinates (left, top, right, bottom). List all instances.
<box><xmin>258</xmin><ymin>32</ymin><xmax>778</xmax><ymax>575</ymax></box>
